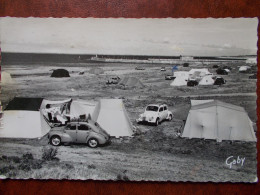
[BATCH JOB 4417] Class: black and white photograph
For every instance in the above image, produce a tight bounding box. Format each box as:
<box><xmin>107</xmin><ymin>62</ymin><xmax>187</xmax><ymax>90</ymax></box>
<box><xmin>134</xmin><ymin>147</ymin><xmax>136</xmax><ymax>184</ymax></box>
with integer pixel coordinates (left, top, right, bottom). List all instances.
<box><xmin>0</xmin><ymin>17</ymin><xmax>258</xmax><ymax>182</ymax></box>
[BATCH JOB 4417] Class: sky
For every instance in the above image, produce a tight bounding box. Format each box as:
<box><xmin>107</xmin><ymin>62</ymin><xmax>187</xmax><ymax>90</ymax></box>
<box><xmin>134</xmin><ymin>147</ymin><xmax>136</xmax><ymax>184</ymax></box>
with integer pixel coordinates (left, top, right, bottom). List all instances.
<box><xmin>0</xmin><ymin>17</ymin><xmax>258</xmax><ymax>56</ymax></box>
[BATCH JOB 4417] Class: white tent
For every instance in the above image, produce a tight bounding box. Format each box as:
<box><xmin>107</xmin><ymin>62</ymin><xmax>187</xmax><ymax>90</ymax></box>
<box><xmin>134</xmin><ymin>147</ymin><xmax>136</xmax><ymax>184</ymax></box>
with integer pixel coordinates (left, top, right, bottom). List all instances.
<box><xmin>1</xmin><ymin>98</ymin><xmax>134</xmax><ymax>138</ymax></box>
<box><xmin>0</xmin><ymin>98</ymin><xmax>51</xmax><ymax>138</ymax></box>
<box><xmin>70</xmin><ymin>100</ymin><xmax>96</xmax><ymax>118</ymax></box>
<box><xmin>0</xmin><ymin>71</ymin><xmax>14</xmax><ymax>84</ymax></box>
<box><xmin>173</xmin><ymin>71</ymin><xmax>189</xmax><ymax>80</ymax></box>
<box><xmin>182</xmin><ymin>100</ymin><xmax>256</xmax><ymax>142</ymax></box>
<box><xmin>191</xmin><ymin>99</ymin><xmax>214</xmax><ymax>106</ymax></box>
<box><xmin>92</xmin><ymin>99</ymin><xmax>134</xmax><ymax>137</ymax></box>
<box><xmin>239</xmin><ymin>66</ymin><xmax>250</xmax><ymax>72</ymax></box>
<box><xmin>119</xmin><ymin>77</ymin><xmax>144</xmax><ymax>88</ymax></box>
<box><xmin>189</xmin><ymin>69</ymin><xmax>212</xmax><ymax>79</ymax></box>
<box><xmin>199</xmin><ymin>75</ymin><xmax>215</xmax><ymax>85</ymax></box>
<box><xmin>170</xmin><ymin>76</ymin><xmax>187</xmax><ymax>86</ymax></box>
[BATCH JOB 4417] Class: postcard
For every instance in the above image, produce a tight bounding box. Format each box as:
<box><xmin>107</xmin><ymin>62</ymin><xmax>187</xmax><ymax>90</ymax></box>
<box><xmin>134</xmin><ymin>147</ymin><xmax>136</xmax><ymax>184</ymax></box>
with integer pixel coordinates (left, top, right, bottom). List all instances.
<box><xmin>0</xmin><ymin>17</ymin><xmax>258</xmax><ymax>182</ymax></box>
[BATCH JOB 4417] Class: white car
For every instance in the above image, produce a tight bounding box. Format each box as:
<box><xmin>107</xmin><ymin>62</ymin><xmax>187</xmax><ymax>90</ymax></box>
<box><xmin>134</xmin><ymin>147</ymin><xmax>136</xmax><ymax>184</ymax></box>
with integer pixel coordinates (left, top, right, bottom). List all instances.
<box><xmin>136</xmin><ymin>104</ymin><xmax>173</xmax><ymax>126</ymax></box>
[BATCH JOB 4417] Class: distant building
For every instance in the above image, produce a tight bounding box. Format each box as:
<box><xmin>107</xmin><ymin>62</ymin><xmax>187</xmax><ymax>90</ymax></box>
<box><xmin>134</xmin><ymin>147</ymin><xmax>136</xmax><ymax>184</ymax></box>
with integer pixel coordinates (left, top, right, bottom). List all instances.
<box><xmin>181</xmin><ymin>56</ymin><xmax>194</xmax><ymax>61</ymax></box>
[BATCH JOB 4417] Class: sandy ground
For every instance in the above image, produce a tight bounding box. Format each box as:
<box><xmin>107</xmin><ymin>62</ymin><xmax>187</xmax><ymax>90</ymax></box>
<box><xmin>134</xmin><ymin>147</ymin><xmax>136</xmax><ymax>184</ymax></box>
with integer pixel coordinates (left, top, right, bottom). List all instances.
<box><xmin>0</xmin><ymin>61</ymin><xmax>257</xmax><ymax>182</ymax></box>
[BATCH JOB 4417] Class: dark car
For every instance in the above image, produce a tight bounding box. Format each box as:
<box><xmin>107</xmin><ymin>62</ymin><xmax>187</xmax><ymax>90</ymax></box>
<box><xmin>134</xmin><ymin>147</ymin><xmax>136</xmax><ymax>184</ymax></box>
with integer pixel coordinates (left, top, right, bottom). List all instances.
<box><xmin>161</xmin><ymin>67</ymin><xmax>166</xmax><ymax>71</ymax></box>
<box><xmin>216</xmin><ymin>68</ymin><xmax>228</xmax><ymax>75</ymax></box>
<box><xmin>187</xmin><ymin>79</ymin><xmax>198</xmax><ymax>87</ymax></box>
<box><xmin>106</xmin><ymin>76</ymin><xmax>121</xmax><ymax>84</ymax></box>
<box><xmin>212</xmin><ymin>64</ymin><xmax>219</xmax><ymax>68</ymax></box>
<box><xmin>165</xmin><ymin>75</ymin><xmax>176</xmax><ymax>80</ymax></box>
<box><xmin>48</xmin><ymin>120</ymin><xmax>110</xmax><ymax>148</ymax></box>
<box><xmin>214</xmin><ymin>77</ymin><xmax>226</xmax><ymax>85</ymax></box>
<box><xmin>183</xmin><ymin>63</ymin><xmax>189</xmax><ymax>67</ymax></box>
<box><xmin>249</xmin><ymin>73</ymin><xmax>257</xmax><ymax>79</ymax></box>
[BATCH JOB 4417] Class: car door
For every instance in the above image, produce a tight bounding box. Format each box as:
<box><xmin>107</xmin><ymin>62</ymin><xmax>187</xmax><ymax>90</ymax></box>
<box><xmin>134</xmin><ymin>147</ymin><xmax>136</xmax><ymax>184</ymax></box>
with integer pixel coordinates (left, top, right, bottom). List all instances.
<box><xmin>64</xmin><ymin>124</ymin><xmax>77</xmax><ymax>142</ymax></box>
<box><xmin>163</xmin><ymin>106</ymin><xmax>168</xmax><ymax>119</ymax></box>
<box><xmin>77</xmin><ymin>123</ymin><xmax>91</xmax><ymax>143</ymax></box>
<box><xmin>158</xmin><ymin>106</ymin><xmax>164</xmax><ymax>121</ymax></box>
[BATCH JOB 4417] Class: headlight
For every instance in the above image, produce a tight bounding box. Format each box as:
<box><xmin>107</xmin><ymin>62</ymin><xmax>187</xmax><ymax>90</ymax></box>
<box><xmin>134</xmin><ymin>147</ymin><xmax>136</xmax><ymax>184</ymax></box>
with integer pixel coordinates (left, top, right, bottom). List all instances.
<box><xmin>149</xmin><ymin>116</ymin><xmax>154</xmax><ymax>120</ymax></box>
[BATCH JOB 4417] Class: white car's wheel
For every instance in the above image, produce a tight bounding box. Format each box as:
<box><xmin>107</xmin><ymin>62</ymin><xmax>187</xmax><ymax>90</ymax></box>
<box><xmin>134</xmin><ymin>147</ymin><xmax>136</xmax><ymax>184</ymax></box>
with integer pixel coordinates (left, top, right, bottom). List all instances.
<box><xmin>50</xmin><ymin>135</ymin><xmax>61</xmax><ymax>146</ymax></box>
<box><xmin>168</xmin><ymin>114</ymin><xmax>172</xmax><ymax>121</ymax></box>
<box><xmin>88</xmin><ymin>138</ymin><xmax>99</xmax><ymax>148</ymax></box>
<box><xmin>155</xmin><ymin>118</ymin><xmax>159</xmax><ymax>126</ymax></box>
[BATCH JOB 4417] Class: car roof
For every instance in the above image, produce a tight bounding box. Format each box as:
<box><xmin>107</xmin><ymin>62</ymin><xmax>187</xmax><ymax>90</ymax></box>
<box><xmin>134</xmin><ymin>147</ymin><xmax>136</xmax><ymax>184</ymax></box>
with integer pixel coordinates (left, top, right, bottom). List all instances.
<box><xmin>68</xmin><ymin>121</ymin><xmax>89</xmax><ymax>125</ymax></box>
<box><xmin>147</xmin><ymin>104</ymin><xmax>167</xmax><ymax>107</ymax></box>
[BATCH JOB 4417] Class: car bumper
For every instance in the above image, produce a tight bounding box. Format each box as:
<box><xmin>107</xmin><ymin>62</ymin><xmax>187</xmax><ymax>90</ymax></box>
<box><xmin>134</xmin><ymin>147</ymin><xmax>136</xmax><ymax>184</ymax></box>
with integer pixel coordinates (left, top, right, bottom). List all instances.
<box><xmin>136</xmin><ymin>117</ymin><xmax>156</xmax><ymax>123</ymax></box>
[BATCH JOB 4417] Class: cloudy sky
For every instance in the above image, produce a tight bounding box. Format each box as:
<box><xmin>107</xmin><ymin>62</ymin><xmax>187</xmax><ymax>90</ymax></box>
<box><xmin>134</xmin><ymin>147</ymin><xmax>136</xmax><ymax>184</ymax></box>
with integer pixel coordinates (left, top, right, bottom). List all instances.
<box><xmin>0</xmin><ymin>17</ymin><xmax>258</xmax><ymax>56</ymax></box>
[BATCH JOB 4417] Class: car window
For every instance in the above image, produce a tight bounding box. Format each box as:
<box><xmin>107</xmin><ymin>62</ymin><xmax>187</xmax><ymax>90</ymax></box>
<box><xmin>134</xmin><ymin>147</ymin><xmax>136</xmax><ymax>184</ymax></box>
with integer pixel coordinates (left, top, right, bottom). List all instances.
<box><xmin>159</xmin><ymin>107</ymin><xmax>163</xmax><ymax>112</ymax></box>
<box><xmin>65</xmin><ymin>124</ymin><xmax>76</xmax><ymax>130</ymax></box>
<box><xmin>164</xmin><ymin>106</ymin><xmax>167</xmax><ymax>111</ymax></box>
<box><xmin>146</xmin><ymin>106</ymin><xmax>158</xmax><ymax>112</ymax></box>
<box><xmin>78</xmin><ymin>124</ymin><xmax>89</xmax><ymax>131</ymax></box>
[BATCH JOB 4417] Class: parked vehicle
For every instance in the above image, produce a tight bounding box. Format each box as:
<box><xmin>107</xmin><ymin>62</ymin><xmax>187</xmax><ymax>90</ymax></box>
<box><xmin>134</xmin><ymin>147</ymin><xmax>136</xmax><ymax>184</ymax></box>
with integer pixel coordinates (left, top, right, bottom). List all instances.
<box><xmin>161</xmin><ymin>67</ymin><xmax>166</xmax><ymax>71</ymax></box>
<box><xmin>165</xmin><ymin>74</ymin><xmax>176</xmax><ymax>80</ymax></box>
<box><xmin>214</xmin><ymin>76</ymin><xmax>226</xmax><ymax>85</ymax></box>
<box><xmin>106</xmin><ymin>76</ymin><xmax>121</xmax><ymax>84</ymax></box>
<box><xmin>249</xmin><ymin>73</ymin><xmax>257</xmax><ymax>79</ymax></box>
<box><xmin>136</xmin><ymin>104</ymin><xmax>173</xmax><ymax>126</ymax></box>
<box><xmin>48</xmin><ymin>120</ymin><xmax>110</xmax><ymax>148</ymax></box>
<box><xmin>183</xmin><ymin>63</ymin><xmax>189</xmax><ymax>67</ymax></box>
<box><xmin>187</xmin><ymin>79</ymin><xmax>198</xmax><ymax>86</ymax></box>
<box><xmin>135</xmin><ymin>66</ymin><xmax>145</xmax><ymax>70</ymax></box>
<box><xmin>216</xmin><ymin>68</ymin><xmax>228</xmax><ymax>75</ymax></box>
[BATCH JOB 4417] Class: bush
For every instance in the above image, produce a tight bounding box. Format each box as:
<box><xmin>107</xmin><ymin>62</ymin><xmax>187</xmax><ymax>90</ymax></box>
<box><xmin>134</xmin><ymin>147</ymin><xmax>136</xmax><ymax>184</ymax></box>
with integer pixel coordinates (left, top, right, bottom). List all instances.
<box><xmin>116</xmin><ymin>174</ymin><xmax>129</xmax><ymax>181</ymax></box>
<box><xmin>18</xmin><ymin>163</ymin><xmax>31</xmax><ymax>171</ymax></box>
<box><xmin>22</xmin><ymin>153</ymin><xmax>34</xmax><ymax>160</ymax></box>
<box><xmin>0</xmin><ymin>165</ymin><xmax>15</xmax><ymax>174</ymax></box>
<box><xmin>87</xmin><ymin>164</ymin><xmax>96</xmax><ymax>169</ymax></box>
<box><xmin>10</xmin><ymin>156</ymin><xmax>21</xmax><ymax>163</ymax></box>
<box><xmin>42</xmin><ymin>147</ymin><xmax>59</xmax><ymax>161</ymax></box>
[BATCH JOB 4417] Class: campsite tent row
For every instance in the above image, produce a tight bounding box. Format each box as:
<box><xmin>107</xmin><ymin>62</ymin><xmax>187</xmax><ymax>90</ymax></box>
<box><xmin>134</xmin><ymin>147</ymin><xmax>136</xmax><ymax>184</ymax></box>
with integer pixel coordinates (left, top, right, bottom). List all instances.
<box><xmin>182</xmin><ymin>100</ymin><xmax>256</xmax><ymax>142</ymax></box>
<box><xmin>170</xmin><ymin>69</ymin><xmax>215</xmax><ymax>86</ymax></box>
<box><xmin>0</xmin><ymin>97</ymin><xmax>133</xmax><ymax>139</ymax></box>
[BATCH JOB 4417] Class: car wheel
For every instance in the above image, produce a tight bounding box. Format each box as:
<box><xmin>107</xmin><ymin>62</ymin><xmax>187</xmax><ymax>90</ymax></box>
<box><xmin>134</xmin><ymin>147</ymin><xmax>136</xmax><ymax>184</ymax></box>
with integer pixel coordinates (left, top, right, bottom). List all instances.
<box><xmin>88</xmin><ymin>138</ymin><xmax>99</xmax><ymax>148</ymax></box>
<box><xmin>168</xmin><ymin>114</ymin><xmax>172</xmax><ymax>121</ymax></box>
<box><xmin>155</xmin><ymin>118</ymin><xmax>159</xmax><ymax>126</ymax></box>
<box><xmin>50</xmin><ymin>135</ymin><xmax>61</xmax><ymax>146</ymax></box>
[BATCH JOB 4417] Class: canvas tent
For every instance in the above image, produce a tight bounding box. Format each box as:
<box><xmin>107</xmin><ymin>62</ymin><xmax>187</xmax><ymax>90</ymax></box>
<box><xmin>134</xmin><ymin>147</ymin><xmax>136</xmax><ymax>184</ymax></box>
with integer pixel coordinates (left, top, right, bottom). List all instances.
<box><xmin>199</xmin><ymin>75</ymin><xmax>215</xmax><ymax>85</ymax></box>
<box><xmin>119</xmin><ymin>77</ymin><xmax>144</xmax><ymax>88</ymax></box>
<box><xmin>92</xmin><ymin>99</ymin><xmax>134</xmax><ymax>137</ymax></box>
<box><xmin>173</xmin><ymin>71</ymin><xmax>189</xmax><ymax>80</ymax></box>
<box><xmin>170</xmin><ymin>76</ymin><xmax>187</xmax><ymax>86</ymax></box>
<box><xmin>182</xmin><ymin>100</ymin><xmax>256</xmax><ymax>142</ymax></box>
<box><xmin>0</xmin><ymin>98</ymin><xmax>51</xmax><ymax>138</ymax></box>
<box><xmin>0</xmin><ymin>71</ymin><xmax>14</xmax><ymax>84</ymax></box>
<box><xmin>189</xmin><ymin>69</ymin><xmax>212</xmax><ymax>80</ymax></box>
<box><xmin>69</xmin><ymin>100</ymin><xmax>96</xmax><ymax>118</ymax></box>
<box><xmin>1</xmin><ymin>97</ymin><xmax>134</xmax><ymax>139</ymax></box>
<box><xmin>239</xmin><ymin>66</ymin><xmax>250</xmax><ymax>73</ymax></box>
<box><xmin>51</xmin><ymin>69</ymin><xmax>70</xmax><ymax>77</ymax></box>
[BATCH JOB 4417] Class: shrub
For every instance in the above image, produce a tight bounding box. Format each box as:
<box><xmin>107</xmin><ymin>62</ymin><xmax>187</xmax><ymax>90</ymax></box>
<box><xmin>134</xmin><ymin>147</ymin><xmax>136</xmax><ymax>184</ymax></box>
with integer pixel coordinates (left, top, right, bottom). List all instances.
<box><xmin>116</xmin><ymin>174</ymin><xmax>129</xmax><ymax>181</ymax></box>
<box><xmin>87</xmin><ymin>164</ymin><xmax>96</xmax><ymax>169</ymax></box>
<box><xmin>10</xmin><ymin>156</ymin><xmax>21</xmax><ymax>163</ymax></box>
<box><xmin>22</xmin><ymin>153</ymin><xmax>34</xmax><ymax>160</ymax></box>
<box><xmin>18</xmin><ymin>163</ymin><xmax>31</xmax><ymax>171</ymax></box>
<box><xmin>42</xmin><ymin>147</ymin><xmax>59</xmax><ymax>161</ymax></box>
<box><xmin>0</xmin><ymin>165</ymin><xmax>15</xmax><ymax>174</ymax></box>
<box><xmin>30</xmin><ymin>161</ymin><xmax>43</xmax><ymax>169</ymax></box>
